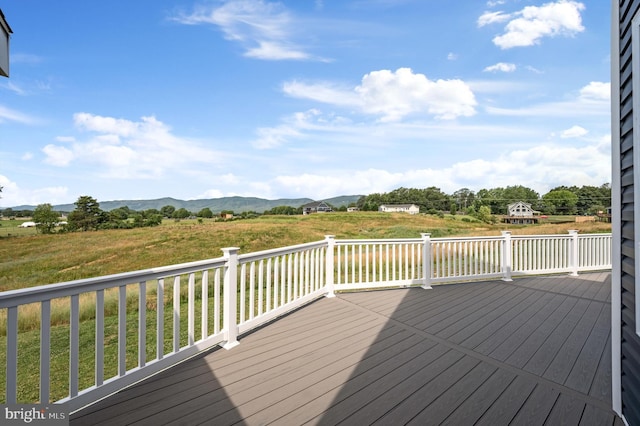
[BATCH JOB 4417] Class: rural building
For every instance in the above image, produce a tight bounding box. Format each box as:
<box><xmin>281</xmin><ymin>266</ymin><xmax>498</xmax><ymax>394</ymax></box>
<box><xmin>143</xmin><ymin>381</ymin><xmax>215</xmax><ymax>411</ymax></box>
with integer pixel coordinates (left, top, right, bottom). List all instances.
<box><xmin>503</xmin><ymin>201</ymin><xmax>539</xmax><ymax>225</ymax></box>
<box><xmin>507</xmin><ymin>201</ymin><xmax>535</xmax><ymax>217</ymax></box>
<box><xmin>612</xmin><ymin>2</ymin><xmax>640</xmax><ymax>423</ymax></box>
<box><xmin>0</xmin><ymin>8</ymin><xmax>11</xmax><ymax>77</ymax></box>
<box><xmin>347</xmin><ymin>207</ymin><xmax>359</xmax><ymax>212</ymax></box>
<box><xmin>378</xmin><ymin>204</ymin><xmax>420</xmax><ymax>214</ymax></box>
<box><xmin>302</xmin><ymin>201</ymin><xmax>332</xmax><ymax>215</ymax></box>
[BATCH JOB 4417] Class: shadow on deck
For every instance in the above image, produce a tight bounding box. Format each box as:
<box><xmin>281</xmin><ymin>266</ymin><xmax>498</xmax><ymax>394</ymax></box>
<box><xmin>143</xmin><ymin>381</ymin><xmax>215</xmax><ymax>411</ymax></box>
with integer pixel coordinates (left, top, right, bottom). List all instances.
<box><xmin>70</xmin><ymin>272</ymin><xmax>621</xmax><ymax>425</ymax></box>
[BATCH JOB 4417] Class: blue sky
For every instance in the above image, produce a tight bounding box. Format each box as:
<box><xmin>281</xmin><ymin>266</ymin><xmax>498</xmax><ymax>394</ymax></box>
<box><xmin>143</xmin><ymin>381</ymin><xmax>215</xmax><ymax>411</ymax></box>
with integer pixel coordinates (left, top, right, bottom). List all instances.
<box><xmin>0</xmin><ymin>0</ymin><xmax>611</xmax><ymax>207</ymax></box>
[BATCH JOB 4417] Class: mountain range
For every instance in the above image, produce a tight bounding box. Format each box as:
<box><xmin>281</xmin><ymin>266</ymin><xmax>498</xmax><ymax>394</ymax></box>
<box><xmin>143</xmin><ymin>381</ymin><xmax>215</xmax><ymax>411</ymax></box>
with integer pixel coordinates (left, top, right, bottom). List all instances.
<box><xmin>7</xmin><ymin>195</ymin><xmax>363</xmax><ymax>214</ymax></box>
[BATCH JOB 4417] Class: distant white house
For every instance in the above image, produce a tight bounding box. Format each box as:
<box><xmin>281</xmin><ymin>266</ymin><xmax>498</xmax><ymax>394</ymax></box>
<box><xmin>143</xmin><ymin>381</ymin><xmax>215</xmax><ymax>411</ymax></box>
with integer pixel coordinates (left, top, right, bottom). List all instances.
<box><xmin>0</xmin><ymin>9</ymin><xmax>12</xmax><ymax>78</ymax></box>
<box><xmin>504</xmin><ymin>201</ymin><xmax>539</xmax><ymax>224</ymax></box>
<box><xmin>302</xmin><ymin>201</ymin><xmax>333</xmax><ymax>215</ymax></box>
<box><xmin>378</xmin><ymin>204</ymin><xmax>420</xmax><ymax>215</ymax></box>
<box><xmin>507</xmin><ymin>201</ymin><xmax>535</xmax><ymax>217</ymax></box>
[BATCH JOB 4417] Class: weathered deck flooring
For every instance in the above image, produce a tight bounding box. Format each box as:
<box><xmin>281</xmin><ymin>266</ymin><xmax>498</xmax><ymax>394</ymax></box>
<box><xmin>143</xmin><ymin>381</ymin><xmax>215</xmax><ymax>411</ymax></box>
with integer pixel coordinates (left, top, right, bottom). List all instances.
<box><xmin>70</xmin><ymin>272</ymin><xmax>621</xmax><ymax>425</ymax></box>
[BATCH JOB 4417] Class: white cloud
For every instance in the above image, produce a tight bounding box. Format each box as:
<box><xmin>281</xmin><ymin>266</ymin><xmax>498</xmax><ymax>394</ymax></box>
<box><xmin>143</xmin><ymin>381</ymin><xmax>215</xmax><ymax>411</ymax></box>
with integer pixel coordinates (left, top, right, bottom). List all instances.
<box><xmin>196</xmin><ymin>189</ymin><xmax>225</xmax><ymax>199</ymax></box>
<box><xmin>561</xmin><ymin>125</ymin><xmax>588</xmax><ymax>138</ymax></box>
<box><xmin>262</xmin><ymin>139</ymin><xmax>610</xmax><ymax>199</ymax></box>
<box><xmin>483</xmin><ymin>62</ymin><xmax>516</xmax><ymax>73</ymax></box>
<box><xmin>3</xmin><ymin>82</ymin><xmax>27</xmax><ymax>96</ymax></box>
<box><xmin>477</xmin><ymin>11</ymin><xmax>511</xmax><ymax>27</ymax></box>
<box><xmin>486</xmin><ymin>81</ymin><xmax>610</xmax><ymax>117</ymax></box>
<box><xmin>0</xmin><ymin>104</ymin><xmax>39</xmax><ymax>124</ymax></box>
<box><xmin>245</xmin><ymin>40</ymin><xmax>310</xmax><ymax>60</ymax></box>
<box><xmin>481</xmin><ymin>1</ymin><xmax>586</xmax><ymax>49</ymax></box>
<box><xmin>447</xmin><ymin>52</ymin><xmax>458</xmax><ymax>60</ymax></box>
<box><xmin>283</xmin><ymin>81</ymin><xmax>360</xmax><ymax>107</ymax></box>
<box><xmin>42</xmin><ymin>144</ymin><xmax>75</xmax><ymax>166</ymax></box>
<box><xmin>42</xmin><ymin>113</ymin><xmax>224</xmax><ymax>179</ymax></box>
<box><xmin>357</xmin><ymin>68</ymin><xmax>477</xmax><ymax>121</ymax></box>
<box><xmin>174</xmin><ymin>0</ymin><xmax>317</xmax><ymax>61</ymax></box>
<box><xmin>579</xmin><ymin>81</ymin><xmax>610</xmax><ymax>101</ymax></box>
<box><xmin>284</xmin><ymin>68</ymin><xmax>477</xmax><ymax>122</ymax></box>
<box><xmin>74</xmin><ymin>112</ymin><xmax>139</xmax><ymax>137</ymax></box>
<box><xmin>253</xmin><ymin>123</ymin><xmax>303</xmax><ymax>149</ymax></box>
<box><xmin>0</xmin><ymin>174</ymin><xmax>69</xmax><ymax>207</ymax></box>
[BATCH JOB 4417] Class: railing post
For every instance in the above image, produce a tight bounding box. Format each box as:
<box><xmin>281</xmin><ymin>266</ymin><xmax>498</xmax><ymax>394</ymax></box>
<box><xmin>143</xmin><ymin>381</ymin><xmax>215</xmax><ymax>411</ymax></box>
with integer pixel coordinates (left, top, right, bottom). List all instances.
<box><xmin>325</xmin><ymin>235</ymin><xmax>336</xmax><ymax>298</ymax></box>
<box><xmin>221</xmin><ymin>247</ymin><xmax>240</xmax><ymax>350</ymax></box>
<box><xmin>421</xmin><ymin>233</ymin><xmax>433</xmax><ymax>289</ymax></box>
<box><xmin>568</xmin><ymin>230</ymin><xmax>579</xmax><ymax>276</ymax></box>
<box><xmin>501</xmin><ymin>231</ymin><xmax>513</xmax><ymax>282</ymax></box>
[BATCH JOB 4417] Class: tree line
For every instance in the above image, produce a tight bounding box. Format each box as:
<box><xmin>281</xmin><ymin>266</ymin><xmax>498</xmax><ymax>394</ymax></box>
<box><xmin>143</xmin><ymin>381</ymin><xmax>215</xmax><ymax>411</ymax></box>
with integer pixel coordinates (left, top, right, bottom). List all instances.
<box><xmin>19</xmin><ymin>196</ymin><xmax>246</xmax><ymax>234</ymax></box>
<box><xmin>356</xmin><ymin>184</ymin><xmax>611</xmax><ymax>216</ymax></box>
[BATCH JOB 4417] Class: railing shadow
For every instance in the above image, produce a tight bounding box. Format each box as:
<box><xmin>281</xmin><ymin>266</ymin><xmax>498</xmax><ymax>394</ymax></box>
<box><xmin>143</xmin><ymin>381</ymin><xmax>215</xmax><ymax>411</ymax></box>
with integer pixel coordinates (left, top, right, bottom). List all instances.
<box><xmin>69</xmin><ymin>347</ymin><xmax>247</xmax><ymax>425</ymax></box>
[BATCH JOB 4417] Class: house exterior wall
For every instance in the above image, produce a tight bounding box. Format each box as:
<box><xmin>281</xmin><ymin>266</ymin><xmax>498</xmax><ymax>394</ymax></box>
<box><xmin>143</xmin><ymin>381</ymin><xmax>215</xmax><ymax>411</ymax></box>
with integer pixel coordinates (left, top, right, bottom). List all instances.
<box><xmin>378</xmin><ymin>204</ymin><xmax>419</xmax><ymax>214</ymax></box>
<box><xmin>0</xmin><ymin>9</ymin><xmax>11</xmax><ymax>77</ymax></box>
<box><xmin>507</xmin><ymin>201</ymin><xmax>534</xmax><ymax>217</ymax></box>
<box><xmin>614</xmin><ymin>0</ymin><xmax>640</xmax><ymax>423</ymax></box>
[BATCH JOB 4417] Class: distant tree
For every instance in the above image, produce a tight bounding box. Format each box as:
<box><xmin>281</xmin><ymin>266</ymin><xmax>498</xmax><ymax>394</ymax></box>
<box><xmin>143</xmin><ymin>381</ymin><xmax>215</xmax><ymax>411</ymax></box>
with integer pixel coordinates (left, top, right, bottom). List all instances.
<box><xmin>33</xmin><ymin>203</ymin><xmax>60</xmax><ymax>234</ymax></box>
<box><xmin>68</xmin><ymin>195</ymin><xmax>105</xmax><ymax>231</ymax></box>
<box><xmin>264</xmin><ymin>206</ymin><xmax>297</xmax><ymax>215</ymax></box>
<box><xmin>542</xmin><ymin>190</ymin><xmax>578</xmax><ymax>215</ymax></box>
<box><xmin>198</xmin><ymin>208</ymin><xmax>214</xmax><ymax>218</ymax></box>
<box><xmin>142</xmin><ymin>209</ymin><xmax>162</xmax><ymax>219</ymax></box>
<box><xmin>452</xmin><ymin>188</ymin><xmax>475</xmax><ymax>211</ymax></box>
<box><xmin>172</xmin><ymin>208</ymin><xmax>190</xmax><ymax>219</ymax></box>
<box><xmin>160</xmin><ymin>205</ymin><xmax>176</xmax><ymax>218</ymax></box>
<box><xmin>144</xmin><ymin>214</ymin><xmax>163</xmax><ymax>226</ymax></box>
<box><xmin>475</xmin><ymin>205</ymin><xmax>494</xmax><ymax>223</ymax></box>
<box><xmin>240</xmin><ymin>211</ymin><xmax>260</xmax><ymax>219</ymax></box>
<box><xmin>450</xmin><ymin>202</ymin><xmax>457</xmax><ymax>216</ymax></box>
<box><xmin>109</xmin><ymin>207</ymin><xmax>130</xmax><ymax>221</ymax></box>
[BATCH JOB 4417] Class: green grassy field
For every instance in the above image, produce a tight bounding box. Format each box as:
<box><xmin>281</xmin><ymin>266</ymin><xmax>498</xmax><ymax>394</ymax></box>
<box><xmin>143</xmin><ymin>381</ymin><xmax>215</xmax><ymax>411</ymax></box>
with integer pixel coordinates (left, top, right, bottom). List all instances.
<box><xmin>0</xmin><ymin>212</ymin><xmax>611</xmax><ymax>403</ymax></box>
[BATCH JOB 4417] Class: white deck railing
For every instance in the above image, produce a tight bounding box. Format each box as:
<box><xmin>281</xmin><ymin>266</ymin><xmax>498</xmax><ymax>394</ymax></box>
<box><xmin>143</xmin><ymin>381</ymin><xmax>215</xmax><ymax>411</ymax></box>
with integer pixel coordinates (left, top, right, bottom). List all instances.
<box><xmin>0</xmin><ymin>231</ymin><xmax>611</xmax><ymax>412</ymax></box>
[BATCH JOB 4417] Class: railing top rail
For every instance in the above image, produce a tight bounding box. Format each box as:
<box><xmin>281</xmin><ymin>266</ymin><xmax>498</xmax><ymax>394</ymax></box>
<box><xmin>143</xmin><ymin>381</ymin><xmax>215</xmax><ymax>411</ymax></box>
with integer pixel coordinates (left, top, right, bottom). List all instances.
<box><xmin>238</xmin><ymin>240</ymin><xmax>328</xmax><ymax>263</ymax></box>
<box><xmin>431</xmin><ymin>236</ymin><xmax>504</xmax><ymax>243</ymax></box>
<box><xmin>335</xmin><ymin>238</ymin><xmax>423</xmax><ymax>245</ymax></box>
<box><xmin>0</xmin><ymin>256</ymin><xmax>227</xmax><ymax>308</ymax></box>
<box><xmin>510</xmin><ymin>234</ymin><xmax>572</xmax><ymax>240</ymax></box>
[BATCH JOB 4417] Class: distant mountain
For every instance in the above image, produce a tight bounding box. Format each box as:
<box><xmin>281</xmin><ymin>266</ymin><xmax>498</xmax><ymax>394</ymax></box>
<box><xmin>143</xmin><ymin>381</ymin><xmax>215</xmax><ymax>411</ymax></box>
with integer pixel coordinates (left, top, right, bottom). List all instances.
<box><xmin>8</xmin><ymin>195</ymin><xmax>363</xmax><ymax>214</ymax></box>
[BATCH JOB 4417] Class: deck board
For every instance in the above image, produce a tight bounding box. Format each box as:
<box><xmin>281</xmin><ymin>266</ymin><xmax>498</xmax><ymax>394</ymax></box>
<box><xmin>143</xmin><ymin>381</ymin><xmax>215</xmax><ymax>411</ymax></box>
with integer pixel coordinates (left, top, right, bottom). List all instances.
<box><xmin>70</xmin><ymin>272</ymin><xmax>619</xmax><ymax>425</ymax></box>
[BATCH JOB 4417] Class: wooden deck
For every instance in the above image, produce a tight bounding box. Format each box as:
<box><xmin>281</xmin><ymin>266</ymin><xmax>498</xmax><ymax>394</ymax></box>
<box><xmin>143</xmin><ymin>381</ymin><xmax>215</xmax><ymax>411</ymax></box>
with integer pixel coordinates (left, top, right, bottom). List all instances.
<box><xmin>70</xmin><ymin>272</ymin><xmax>621</xmax><ymax>425</ymax></box>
